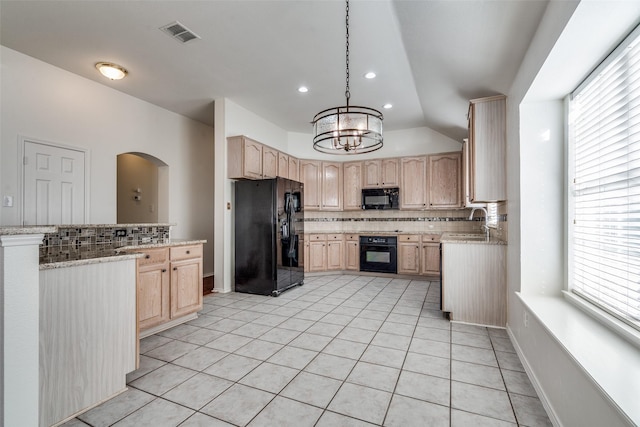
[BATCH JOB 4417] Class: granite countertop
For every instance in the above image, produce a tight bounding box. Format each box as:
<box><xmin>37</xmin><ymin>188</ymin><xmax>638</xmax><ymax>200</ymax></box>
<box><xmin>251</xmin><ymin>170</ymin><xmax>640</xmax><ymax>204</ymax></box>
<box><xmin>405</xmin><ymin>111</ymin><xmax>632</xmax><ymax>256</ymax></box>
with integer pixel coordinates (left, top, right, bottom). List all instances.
<box><xmin>440</xmin><ymin>232</ymin><xmax>507</xmax><ymax>245</ymax></box>
<box><xmin>40</xmin><ymin>251</ymin><xmax>144</xmax><ymax>270</ymax></box>
<box><xmin>116</xmin><ymin>239</ymin><xmax>207</xmax><ymax>251</ymax></box>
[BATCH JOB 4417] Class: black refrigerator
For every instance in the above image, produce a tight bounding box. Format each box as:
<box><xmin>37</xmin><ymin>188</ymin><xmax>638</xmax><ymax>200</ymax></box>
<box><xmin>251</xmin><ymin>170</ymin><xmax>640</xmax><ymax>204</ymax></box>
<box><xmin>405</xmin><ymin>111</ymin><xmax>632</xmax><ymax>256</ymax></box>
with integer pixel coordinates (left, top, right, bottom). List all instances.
<box><xmin>234</xmin><ymin>177</ymin><xmax>304</xmax><ymax>296</ymax></box>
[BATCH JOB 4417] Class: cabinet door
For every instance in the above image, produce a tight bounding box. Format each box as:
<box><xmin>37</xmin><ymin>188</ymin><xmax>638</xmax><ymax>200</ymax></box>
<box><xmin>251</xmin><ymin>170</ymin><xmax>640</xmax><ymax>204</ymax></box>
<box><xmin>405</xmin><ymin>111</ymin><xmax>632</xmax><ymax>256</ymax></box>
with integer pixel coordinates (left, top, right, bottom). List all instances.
<box><xmin>398</xmin><ymin>241</ymin><xmax>420</xmax><ymax>274</ymax></box>
<box><xmin>381</xmin><ymin>158</ymin><xmax>399</xmax><ymax>187</ymax></box>
<box><xmin>343</xmin><ymin>161</ymin><xmax>363</xmax><ymax>210</ymax></box>
<box><xmin>170</xmin><ymin>258</ymin><xmax>203</xmax><ymax>318</ymax></box>
<box><xmin>345</xmin><ymin>240</ymin><xmax>359</xmax><ymax>270</ymax></box>
<box><xmin>308</xmin><ymin>241</ymin><xmax>326</xmax><ymax>272</ymax></box>
<box><xmin>278</xmin><ymin>152</ymin><xmax>289</xmax><ymax>179</ymax></box>
<box><xmin>468</xmin><ymin>95</ymin><xmax>506</xmax><ymax>202</ymax></box>
<box><xmin>326</xmin><ymin>235</ymin><xmax>344</xmax><ymax>270</ymax></box>
<box><xmin>243</xmin><ymin>138</ymin><xmax>263</xmax><ymax>179</ymax></box>
<box><xmin>400</xmin><ymin>157</ymin><xmax>427</xmax><ymax>210</ymax></box>
<box><xmin>288</xmin><ymin>157</ymin><xmax>299</xmax><ymax>182</ymax></box>
<box><xmin>428</xmin><ymin>152</ymin><xmax>462</xmax><ymax>209</ymax></box>
<box><xmin>363</xmin><ymin>160</ymin><xmax>381</xmax><ymax>187</ymax></box>
<box><xmin>300</xmin><ymin>160</ymin><xmax>321</xmax><ymax>210</ymax></box>
<box><xmin>138</xmin><ymin>264</ymin><xmax>170</xmax><ymax>330</ymax></box>
<box><xmin>321</xmin><ymin>162</ymin><xmax>343</xmax><ymax>210</ymax></box>
<box><xmin>421</xmin><ymin>243</ymin><xmax>440</xmax><ymax>275</ymax></box>
<box><xmin>262</xmin><ymin>146</ymin><xmax>278</xmax><ymax>178</ymax></box>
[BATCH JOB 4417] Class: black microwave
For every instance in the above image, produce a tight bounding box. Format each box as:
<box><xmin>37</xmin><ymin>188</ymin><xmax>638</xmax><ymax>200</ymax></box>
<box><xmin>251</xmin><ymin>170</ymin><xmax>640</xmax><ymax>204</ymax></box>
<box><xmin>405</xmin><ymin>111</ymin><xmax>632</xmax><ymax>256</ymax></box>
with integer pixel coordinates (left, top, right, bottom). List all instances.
<box><xmin>362</xmin><ymin>188</ymin><xmax>399</xmax><ymax>210</ymax></box>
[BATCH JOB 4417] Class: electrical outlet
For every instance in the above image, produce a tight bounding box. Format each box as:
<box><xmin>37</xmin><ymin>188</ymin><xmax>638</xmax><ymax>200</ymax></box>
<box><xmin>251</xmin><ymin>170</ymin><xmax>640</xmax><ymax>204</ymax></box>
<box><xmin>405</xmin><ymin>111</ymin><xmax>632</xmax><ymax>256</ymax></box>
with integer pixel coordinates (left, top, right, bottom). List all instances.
<box><xmin>2</xmin><ymin>196</ymin><xmax>13</xmax><ymax>207</ymax></box>
<box><xmin>523</xmin><ymin>311</ymin><xmax>529</xmax><ymax>328</ymax></box>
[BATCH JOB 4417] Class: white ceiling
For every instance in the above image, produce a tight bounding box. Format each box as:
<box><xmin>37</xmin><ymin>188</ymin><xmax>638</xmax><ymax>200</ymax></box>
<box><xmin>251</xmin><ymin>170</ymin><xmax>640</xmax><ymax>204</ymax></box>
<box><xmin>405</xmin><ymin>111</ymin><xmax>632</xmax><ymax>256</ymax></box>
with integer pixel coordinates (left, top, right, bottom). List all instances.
<box><xmin>0</xmin><ymin>0</ymin><xmax>548</xmax><ymax>142</ymax></box>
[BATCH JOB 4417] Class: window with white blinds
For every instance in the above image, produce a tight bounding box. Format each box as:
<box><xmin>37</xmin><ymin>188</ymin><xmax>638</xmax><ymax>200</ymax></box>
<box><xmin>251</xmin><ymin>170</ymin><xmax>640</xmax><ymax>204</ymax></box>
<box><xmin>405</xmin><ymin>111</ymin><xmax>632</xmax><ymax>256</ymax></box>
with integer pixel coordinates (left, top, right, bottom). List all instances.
<box><xmin>569</xmin><ymin>25</ymin><xmax>640</xmax><ymax>331</ymax></box>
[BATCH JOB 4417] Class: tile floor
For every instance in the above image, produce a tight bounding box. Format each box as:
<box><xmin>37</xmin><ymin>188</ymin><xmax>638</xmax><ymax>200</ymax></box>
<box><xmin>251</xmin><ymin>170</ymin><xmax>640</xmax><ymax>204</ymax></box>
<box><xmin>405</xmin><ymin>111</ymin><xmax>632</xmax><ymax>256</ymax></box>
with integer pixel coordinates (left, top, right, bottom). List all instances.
<box><xmin>64</xmin><ymin>274</ymin><xmax>552</xmax><ymax>427</ymax></box>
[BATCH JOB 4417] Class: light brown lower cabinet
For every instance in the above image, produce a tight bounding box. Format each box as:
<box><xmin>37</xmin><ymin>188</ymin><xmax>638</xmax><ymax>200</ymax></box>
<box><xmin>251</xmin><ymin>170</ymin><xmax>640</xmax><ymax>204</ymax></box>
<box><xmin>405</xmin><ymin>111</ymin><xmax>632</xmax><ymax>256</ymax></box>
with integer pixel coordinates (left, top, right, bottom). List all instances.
<box><xmin>307</xmin><ymin>234</ymin><xmax>327</xmax><ymax>272</ymax></box>
<box><xmin>137</xmin><ymin>248</ymin><xmax>170</xmax><ymax>330</ymax></box>
<box><xmin>398</xmin><ymin>235</ymin><xmax>421</xmax><ymax>274</ymax></box>
<box><xmin>305</xmin><ymin>233</ymin><xmax>439</xmax><ymax>276</ymax></box>
<box><xmin>135</xmin><ymin>244</ymin><xmax>203</xmax><ymax>333</ymax></box>
<box><xmin>421</xmin><ymin>234</ymin><xmax>441</xmax><ymax>276</ymax></box>
<box><xmin>345</xmin><ymin>234</ymin><xmax>359</xmax><ymax>270</ymax></box>
<box><xmin>326</xmin><ymin>234</ymin><xmax>345</xmax><ymax>270</ymax></box>
<box><xmin>398</xmin><ymin>234</ymin><xmax>441</xmax><ymax>276</ymax></box>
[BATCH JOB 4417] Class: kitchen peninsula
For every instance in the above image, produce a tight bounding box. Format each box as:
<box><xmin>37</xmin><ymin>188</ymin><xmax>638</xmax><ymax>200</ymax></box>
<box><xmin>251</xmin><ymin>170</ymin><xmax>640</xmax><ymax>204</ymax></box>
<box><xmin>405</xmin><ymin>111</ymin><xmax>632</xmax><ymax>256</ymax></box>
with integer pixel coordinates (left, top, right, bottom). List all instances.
<box><xmin>1</xmin><ymin>224</ymin><xmax>206</xmax><ymax>426</ymax></box>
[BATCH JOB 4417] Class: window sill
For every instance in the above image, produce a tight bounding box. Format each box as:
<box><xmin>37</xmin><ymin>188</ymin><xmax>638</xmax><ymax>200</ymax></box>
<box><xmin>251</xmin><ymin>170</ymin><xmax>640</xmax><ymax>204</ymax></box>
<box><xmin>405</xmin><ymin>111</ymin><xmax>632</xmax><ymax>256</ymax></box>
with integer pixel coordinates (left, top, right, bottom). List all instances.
<box><xmin>516</xmin><ymin>292</ymin><xmax>640</xmax><ymax>425</ymax></box>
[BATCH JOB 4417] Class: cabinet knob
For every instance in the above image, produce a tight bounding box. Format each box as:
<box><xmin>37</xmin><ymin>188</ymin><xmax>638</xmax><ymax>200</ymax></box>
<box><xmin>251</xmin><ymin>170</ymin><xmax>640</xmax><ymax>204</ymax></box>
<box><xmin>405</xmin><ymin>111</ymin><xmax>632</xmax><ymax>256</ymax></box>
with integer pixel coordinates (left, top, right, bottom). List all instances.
<box><xmin>145</xmin><ymin>255</ymin><xmax>150</xmax><ymax>259</ymax></box>
<box><xmin>162</xmin><ymin>269</ymin><xmax>167</xmax><ymax>273</ymax></box>
<box><xmin>173</xmin><ymin>267</ymin><xmax>177</xmax><ymax>271</ymax></box>
<box><xmin>186</xmin><ymin>250</ymin><xmax>190</xmax><ymax>254</ymax></box>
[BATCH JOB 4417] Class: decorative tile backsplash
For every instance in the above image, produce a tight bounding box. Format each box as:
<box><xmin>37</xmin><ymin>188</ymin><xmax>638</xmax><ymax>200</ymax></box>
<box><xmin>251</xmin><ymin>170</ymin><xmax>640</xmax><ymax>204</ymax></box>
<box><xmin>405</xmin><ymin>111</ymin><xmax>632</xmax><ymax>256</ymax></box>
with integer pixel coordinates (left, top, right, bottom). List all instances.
<box><xmin>303</xmin><ymin>209</ymin><xmax>507</xmax><ymax>236</ymax></box>
<box><xmin>40</xmin><ymin>224</ymin><xmax>171</xmax><ymax>263</ymax></box>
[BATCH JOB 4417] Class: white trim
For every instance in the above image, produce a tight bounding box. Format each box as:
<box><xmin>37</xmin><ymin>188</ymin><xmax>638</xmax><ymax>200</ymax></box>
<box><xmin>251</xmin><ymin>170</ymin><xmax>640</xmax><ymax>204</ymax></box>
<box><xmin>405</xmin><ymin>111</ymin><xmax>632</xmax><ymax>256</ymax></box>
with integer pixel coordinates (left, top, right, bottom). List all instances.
<box><xmin>572</xmin><ymin>22</ymin><xmax>640</xmax><ymax>96</ymax></box>
<box><xmin>507</xmin><ymin>325</ymin><xmax>562</xmax><ymax>427</ymax></box>
<box><xmin>516</xmin><ymin>292</ymin><xmax>640</xmax><ymax>425</ymax></box>
<box><xmin>18</xmin><ymin>135</ymin><xmax>91</xmax><ymax>225</ymax></box>
<box><xmin>0</xmin><ymin>234</ymin><xmax>45</xmax><ymax>247</ymax></box>
<box><xmin>563</xmin><ymin>290</ymin><xmax>640</xmax><ymax>350</ymax></box>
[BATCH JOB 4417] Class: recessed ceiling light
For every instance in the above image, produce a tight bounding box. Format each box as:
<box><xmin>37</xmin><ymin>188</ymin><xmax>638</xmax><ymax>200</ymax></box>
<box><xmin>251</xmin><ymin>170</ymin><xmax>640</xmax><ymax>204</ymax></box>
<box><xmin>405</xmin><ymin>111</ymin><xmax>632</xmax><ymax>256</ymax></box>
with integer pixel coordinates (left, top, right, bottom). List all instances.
<box><xmin>383</xmin><ymin>103</ymin><xmax>393</xmax><ymax>109</ymax></box>
<box><xmin>364</xmin><ymin>72</ymin><xmax>376</xmax><ymax>79</ymax></box>
<box><xmin>95</xmin><ymin>62</ymin><xmax>128</xmax><ymax>80</ymax></box>
<box><xmin>298</xmin><ymin>86</ymin><xmax>309</xmax><ymax>93</ymax></box>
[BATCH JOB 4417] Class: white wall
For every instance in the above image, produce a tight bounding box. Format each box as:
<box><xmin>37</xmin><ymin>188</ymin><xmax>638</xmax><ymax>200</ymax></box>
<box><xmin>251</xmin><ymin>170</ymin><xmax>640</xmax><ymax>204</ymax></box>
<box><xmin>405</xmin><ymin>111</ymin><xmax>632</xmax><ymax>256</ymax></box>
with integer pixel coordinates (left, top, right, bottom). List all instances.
<box><xmin>287</xmin><ymin>126</ymin><xmax>461</xmax><ymax>161</ymax></box>
<box><xmin>0</xmin><ymin>47</ymin><xmax>215</xmax><ymax>275</ymax></box>
<box><xmin>507</xmin><ymin>0</ymin><xmax>640</xmax><ymax>425</ymax></box>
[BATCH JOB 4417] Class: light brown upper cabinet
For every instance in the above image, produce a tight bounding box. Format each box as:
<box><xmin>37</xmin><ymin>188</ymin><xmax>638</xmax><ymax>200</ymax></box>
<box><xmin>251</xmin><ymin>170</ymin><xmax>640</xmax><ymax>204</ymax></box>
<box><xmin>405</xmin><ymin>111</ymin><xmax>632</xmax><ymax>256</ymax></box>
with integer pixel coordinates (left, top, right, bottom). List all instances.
<box><xmin>363</xmin><ymin>159</ymin><xmax>399</xmax><ymax>188</ymax></box>
<box><xmin>400</xmin><ymin>156</ymin><xmax>427</xmax><ymax>210</ymax></box>
<box><xmin>277</xmin><ymin>152</ymin><xmax>289</xmax><ymax>179</ymax></box>
<box><xmin>467</xmin><ymin>95</ymin><xmax>506</xmax><ymax>202</ymax></box>
<box><xmin>343</xmin><ymin>161</ymin><xmax>363</xmax><ymax>210</ymax></box>
<box><xmin>301</xmin><ymin>160</ymin><xmax>344</xmax><ymax>211</ymax></box>
<box><xmin>288</xmin><ymin>157</ymin><xmax>299</xmax><ymax>182</ymax></box>
<box><xmin>227</xmin><ymin>135</ymin><xmax>263</xmax><ymax>179</ymax></box>
<box><xmin>262</xmin><ymin>145</ymin><xmax>278</xmax><ymax>178</ymax></box>
<box><xmin>428</xmin><ymin>152</ymin><xmax>462</xmax><ymax>209</ymax></box>
<box><xmin>300</xmin><ymin>160</ymin><xmax>321</xmax><ymax>209</ymax></box>
<box><xmin>321</xmin><ymin>162</ymin><xmax>343</xmax><ymax>211</ymax></box>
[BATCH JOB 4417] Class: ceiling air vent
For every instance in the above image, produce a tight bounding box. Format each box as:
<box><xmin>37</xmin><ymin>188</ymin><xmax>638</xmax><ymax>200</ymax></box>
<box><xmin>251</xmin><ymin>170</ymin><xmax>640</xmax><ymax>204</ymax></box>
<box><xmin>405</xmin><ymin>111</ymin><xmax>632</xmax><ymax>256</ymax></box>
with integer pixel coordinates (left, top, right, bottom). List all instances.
<box><xmin>159</xmin><ymin>21</ymin><xmax>200</xmax><ymax>44</ymax></box>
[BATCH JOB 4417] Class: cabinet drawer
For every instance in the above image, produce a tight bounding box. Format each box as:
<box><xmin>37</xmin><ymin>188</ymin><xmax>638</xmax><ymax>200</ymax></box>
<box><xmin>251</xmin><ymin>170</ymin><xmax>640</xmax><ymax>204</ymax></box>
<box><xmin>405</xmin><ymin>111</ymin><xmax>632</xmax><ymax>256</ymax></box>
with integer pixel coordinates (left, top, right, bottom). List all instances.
<box><xmin>327</xmin><ymin>234</ymin><xmax>343</xmax><ymax>241</ymax></box>
<box><xmin>170</xmin><ymin>244</ymin><xmax>202</xmax><ymax>261</ymax></box>
<box><xmin>345</xmin><ymin>234</ymin><xmax>359</xmax><ymax>241</ymax></box>
<box><xmin>422</xmin><ymin>234</ymin><xmax>441</xmax><ymax>243</ymax></box>
<box><xmin>138</xmin><ymin>248</ymin><xmax>169</xmax><ymax>267</ymax></box>
<box><xmin>399</xmin><ymin>235</ymin><xmax>420</xmax><ymax>242</ymax></box>
<box><xmin>308</xmin><ymin>234</ymin><xmax>327</xmax><ymax>241</ymax></box>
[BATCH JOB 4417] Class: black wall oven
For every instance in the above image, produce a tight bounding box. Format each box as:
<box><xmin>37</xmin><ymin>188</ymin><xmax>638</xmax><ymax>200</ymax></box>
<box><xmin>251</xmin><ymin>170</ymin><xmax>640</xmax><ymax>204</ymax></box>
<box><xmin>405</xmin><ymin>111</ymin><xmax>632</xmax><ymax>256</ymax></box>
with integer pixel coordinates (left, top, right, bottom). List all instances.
<box><xmin>360</xmin><ymin>236</ymin><xmax>397</xmax><ymax>274</ymax></box>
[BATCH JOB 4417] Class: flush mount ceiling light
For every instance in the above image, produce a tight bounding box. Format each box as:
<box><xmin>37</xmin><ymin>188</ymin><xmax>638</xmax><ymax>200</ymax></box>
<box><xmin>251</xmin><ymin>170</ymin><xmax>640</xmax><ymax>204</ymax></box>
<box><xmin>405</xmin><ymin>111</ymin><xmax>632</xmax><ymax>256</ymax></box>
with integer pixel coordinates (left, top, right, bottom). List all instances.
<box><xmin>364</xmin><ymin>72</ymin><xmax>376</xmax><ymax>79</ymax></box>
<box><xmin>95</xmin><ymin>62</ymin><xmax>128</xmax><ymax>80</ymax></box>
<box><xmin>312</xmin><ymin>0</ymin><xmax>383</xmax><ymax>154</ymax></box>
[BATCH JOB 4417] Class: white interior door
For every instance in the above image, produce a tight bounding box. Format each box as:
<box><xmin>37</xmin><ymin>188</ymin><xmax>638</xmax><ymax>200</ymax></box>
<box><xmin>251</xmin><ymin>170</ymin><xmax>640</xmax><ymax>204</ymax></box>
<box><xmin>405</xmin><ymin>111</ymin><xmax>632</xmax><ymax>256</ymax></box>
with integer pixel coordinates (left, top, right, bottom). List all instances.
<box><xmin>23</xmin><ymin>140</ymin><xmax>86</xmax><ymax>225</ymax></box>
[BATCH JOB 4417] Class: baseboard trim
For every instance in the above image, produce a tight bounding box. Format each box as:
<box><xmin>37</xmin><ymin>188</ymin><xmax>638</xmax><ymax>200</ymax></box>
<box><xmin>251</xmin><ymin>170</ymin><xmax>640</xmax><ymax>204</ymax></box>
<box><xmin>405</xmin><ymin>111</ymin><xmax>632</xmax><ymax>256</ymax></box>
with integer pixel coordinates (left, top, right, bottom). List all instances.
<box><xmin>507</xmin><ymin>325</ymin><xmax>562</xmax><ymax>427</ymax></box>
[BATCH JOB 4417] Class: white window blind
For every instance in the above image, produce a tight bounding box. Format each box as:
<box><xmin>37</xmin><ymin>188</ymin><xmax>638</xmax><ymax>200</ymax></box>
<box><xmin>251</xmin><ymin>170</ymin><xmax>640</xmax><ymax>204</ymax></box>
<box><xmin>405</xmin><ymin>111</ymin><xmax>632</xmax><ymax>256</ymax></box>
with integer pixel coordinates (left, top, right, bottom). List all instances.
<box><xmin>570</xmin><ymin>25</ymin><xmax>640</xmax><ymax>331</ymax></box>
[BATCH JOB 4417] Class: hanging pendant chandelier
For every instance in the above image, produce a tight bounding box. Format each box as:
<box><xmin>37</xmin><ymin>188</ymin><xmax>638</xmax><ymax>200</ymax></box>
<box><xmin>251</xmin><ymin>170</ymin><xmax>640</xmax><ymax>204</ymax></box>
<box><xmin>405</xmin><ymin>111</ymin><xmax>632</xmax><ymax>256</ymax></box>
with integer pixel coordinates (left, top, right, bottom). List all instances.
<box><xmin>312</xmin><ymin>0</ymin><xmax>383</xmax><ymax>154</ymax></box>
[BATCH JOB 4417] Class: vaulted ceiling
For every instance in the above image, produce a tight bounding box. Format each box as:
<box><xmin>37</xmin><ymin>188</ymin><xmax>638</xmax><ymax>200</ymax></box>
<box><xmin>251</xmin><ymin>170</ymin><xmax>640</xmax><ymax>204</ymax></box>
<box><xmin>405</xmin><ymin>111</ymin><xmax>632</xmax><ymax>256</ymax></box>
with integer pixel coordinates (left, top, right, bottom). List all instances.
<box><xmin>0</xmin><ymin>0</ymin><xmax>548</xmax><ymax>142</ymax></box>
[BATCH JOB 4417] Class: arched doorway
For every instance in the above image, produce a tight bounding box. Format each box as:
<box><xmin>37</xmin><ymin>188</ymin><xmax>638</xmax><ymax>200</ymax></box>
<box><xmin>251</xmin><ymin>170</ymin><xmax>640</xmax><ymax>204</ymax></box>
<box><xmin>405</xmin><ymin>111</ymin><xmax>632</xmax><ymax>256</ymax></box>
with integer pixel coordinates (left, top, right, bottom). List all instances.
<box><xmin>117</xmin><ymin>152</ymin><xmax>169</xmax><ymax>223</ymax></box>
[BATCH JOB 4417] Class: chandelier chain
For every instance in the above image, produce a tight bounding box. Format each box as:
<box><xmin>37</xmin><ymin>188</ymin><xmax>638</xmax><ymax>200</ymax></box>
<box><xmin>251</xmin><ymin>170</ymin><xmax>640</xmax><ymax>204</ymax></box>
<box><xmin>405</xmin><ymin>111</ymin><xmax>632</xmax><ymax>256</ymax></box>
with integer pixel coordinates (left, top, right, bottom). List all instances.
<box><xmin>345</xmin><ymin>0</ymin><xmax>350</xmax><ymax>106</ymax></box>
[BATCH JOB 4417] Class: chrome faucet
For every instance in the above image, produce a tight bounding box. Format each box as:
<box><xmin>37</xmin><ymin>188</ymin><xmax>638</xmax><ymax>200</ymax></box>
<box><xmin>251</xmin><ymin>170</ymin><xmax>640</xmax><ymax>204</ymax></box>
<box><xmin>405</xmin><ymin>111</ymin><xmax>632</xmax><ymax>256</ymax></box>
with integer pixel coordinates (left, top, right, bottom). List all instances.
<box><xmin>469</xmin><ymin>206</ymin><xmax>490</xmax><ymax>238</ymax></box>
